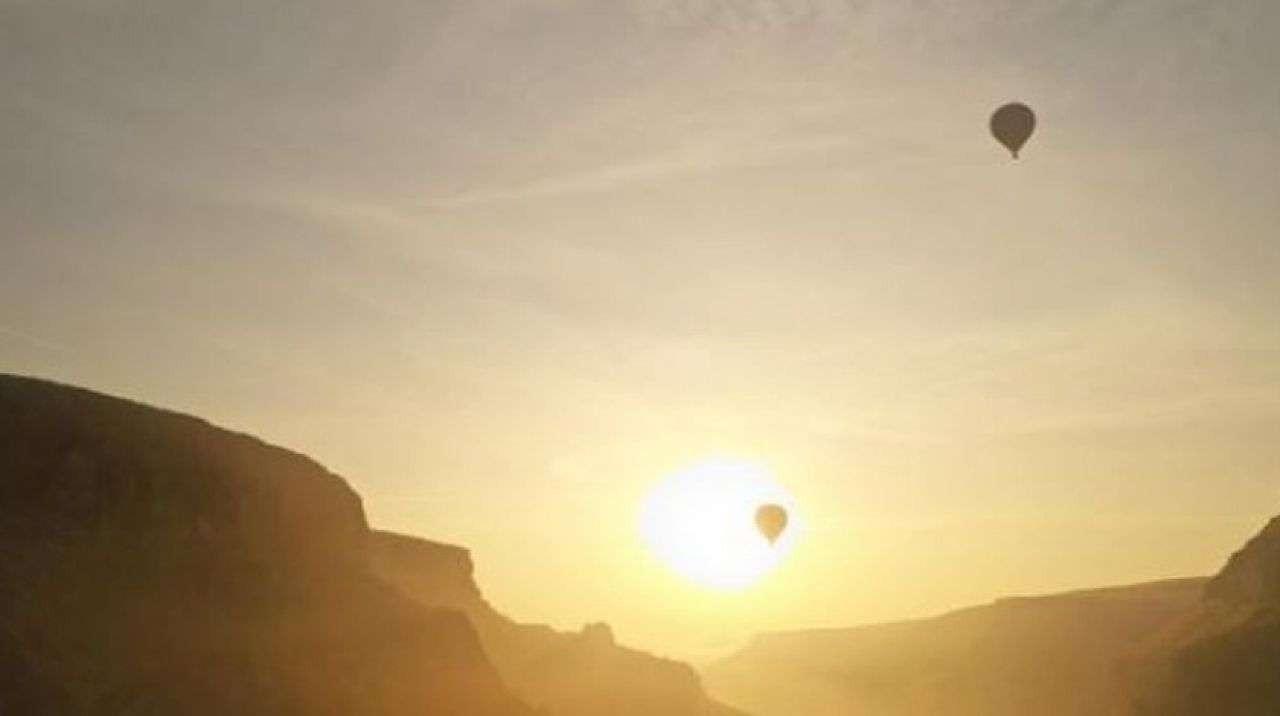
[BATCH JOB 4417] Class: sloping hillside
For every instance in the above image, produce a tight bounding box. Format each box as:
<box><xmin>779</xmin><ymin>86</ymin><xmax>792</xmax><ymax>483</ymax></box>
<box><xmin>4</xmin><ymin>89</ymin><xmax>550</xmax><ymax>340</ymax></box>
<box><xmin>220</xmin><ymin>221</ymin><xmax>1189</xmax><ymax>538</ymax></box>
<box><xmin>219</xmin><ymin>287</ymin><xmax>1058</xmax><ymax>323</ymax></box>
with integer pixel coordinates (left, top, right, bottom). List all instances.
<box><xmin>370</xmin><ymin>531</ymin><xmax>745</xmax><ymax>716</ymax></box>
<box><xmin>1135</xmin><ymin>516</ymin><xmax>1280</xmax><ymax>715</ymax></box>
<box><xmin>706</xmin><ymin>578</ymin><xmax>1205</xmax><ymax>716</ymax></box>
<box><xmin>0</xmin><ymin>374</ymin><xmax>534</xmax><ymax>715</ymax></box>
<box><xmin>0</xmin><ymin>373</ymin><xmax>748</xmax><ymax>716</ymax></box>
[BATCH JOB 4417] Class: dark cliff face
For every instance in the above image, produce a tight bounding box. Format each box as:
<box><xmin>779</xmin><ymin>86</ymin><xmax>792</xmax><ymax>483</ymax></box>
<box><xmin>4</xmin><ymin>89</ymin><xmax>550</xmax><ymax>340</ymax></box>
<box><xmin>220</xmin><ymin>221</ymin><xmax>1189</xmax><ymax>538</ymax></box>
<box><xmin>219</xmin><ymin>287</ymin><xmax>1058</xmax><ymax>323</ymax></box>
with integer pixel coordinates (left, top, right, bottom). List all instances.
<box><xmin>0</xmin><ymin>374</ymin><xmax>533</xmax><ymax>716</ymax></box>
<box><xmin>372</xmin><ymin>530</ymin><xmax>489</xmax><ymax>610</ymax></box>
<box><xmin>1136</xmin><ymin>516</ymin><xmax>1280</xmax><ymax>716</ymax></box>
<box><xmin>0</xmin><ymin>374</ymin><xmax>367</xmax><ymax>578</ymax></box>
<box><xmin>368</xmin><ymin>531</ymin><xmax>745</xmax><ymax>716</ymax></box>
<box><xmin>1203</xmin><ymin>517</ymin><xmax>1280</xmax><ymax>605</ymax></box>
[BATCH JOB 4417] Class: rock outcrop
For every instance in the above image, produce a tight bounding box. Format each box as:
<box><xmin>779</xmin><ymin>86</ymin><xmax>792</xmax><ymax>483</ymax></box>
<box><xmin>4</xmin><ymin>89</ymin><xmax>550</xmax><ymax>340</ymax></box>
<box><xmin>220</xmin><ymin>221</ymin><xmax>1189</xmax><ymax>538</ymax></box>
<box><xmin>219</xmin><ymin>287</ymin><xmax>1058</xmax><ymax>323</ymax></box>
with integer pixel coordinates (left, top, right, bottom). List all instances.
<box><xmin>0</xmin><ymin>373</ymin><xmax>747</xmax><ymax>716</ymax></box>
<box><xmin>1135</xmin><ymin>517</ymin><xmax>1280</xmax><ymax>715</ymax></box>
<box><xmin>1203</xmin><ymin>517</ymin><xmax>1280</xmax><ymax>605</ymax></box>
<box><xmin>0</xmin><ymin>374</ymin><xmax>532</xmax><ymax>715</ymax></box>
<box><xmin>369</xmin><ymin>531</ymin><xmax>745</xmax><ymax>716</ymax></box>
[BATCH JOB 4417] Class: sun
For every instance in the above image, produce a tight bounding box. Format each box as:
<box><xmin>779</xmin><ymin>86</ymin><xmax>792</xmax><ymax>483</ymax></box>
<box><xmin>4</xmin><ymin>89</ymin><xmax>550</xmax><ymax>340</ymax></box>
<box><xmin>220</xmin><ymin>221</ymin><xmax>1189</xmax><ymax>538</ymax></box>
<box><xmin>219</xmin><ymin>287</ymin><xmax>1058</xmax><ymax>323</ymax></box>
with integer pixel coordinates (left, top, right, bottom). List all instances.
<box><xmin>638</xmin><ymin>457</ymin><xmax>798</xmax><ymax>591</ymax></box>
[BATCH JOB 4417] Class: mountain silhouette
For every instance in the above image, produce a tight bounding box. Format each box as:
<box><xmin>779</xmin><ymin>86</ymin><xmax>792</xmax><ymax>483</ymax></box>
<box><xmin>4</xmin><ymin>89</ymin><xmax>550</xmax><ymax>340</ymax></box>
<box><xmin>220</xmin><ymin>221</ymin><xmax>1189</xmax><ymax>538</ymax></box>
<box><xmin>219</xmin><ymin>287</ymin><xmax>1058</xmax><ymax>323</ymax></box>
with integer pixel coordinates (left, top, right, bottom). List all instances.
<box><xmin>0</xmin><ymin>374</ymin><xmax>535</xmax><ymax>715</ymax></box>
<box><xmin>7</xmin><ymin>371</ymin><xmax>1277</xmax><ymax>716</ymax></box>
<box><xmin>1134</xmin><ymin>516</ymin><xmax>1280</xmax><ymax>715</ymax></box>
<box><xmin>706</xmin><ymin>579</ymin><xmax>1206</xmax><ymax>716</ymax></box>
<box><xmin>709</xmin><ymin>511</ymin><xmax>1280</xmax><ymax>716</ymax></box>
<box><xmin>371</xmin><ymin>531</ymin><xmax>744</xmax><ymax>716</ymax></box>
<box><xmin>0</xmin><ymin>374</ymin><xmax>739</xmax><ymax>715</ymax></box>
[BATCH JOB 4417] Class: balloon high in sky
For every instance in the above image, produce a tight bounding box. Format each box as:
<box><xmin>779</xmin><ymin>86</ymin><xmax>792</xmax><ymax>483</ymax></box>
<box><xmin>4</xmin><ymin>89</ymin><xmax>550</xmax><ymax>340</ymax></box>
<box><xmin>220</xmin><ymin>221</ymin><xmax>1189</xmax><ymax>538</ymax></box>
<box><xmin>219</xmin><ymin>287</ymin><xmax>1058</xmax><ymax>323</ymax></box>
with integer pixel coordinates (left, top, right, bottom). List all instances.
<box><xmin>990</xmin><ymin>102</ymin><xmax>1037</xmax><ymax>158</ymax></box>
<box><xmin>755</xmin><ymin>504</ymin><xmax>788</xmax><ymax>545</ymax></box>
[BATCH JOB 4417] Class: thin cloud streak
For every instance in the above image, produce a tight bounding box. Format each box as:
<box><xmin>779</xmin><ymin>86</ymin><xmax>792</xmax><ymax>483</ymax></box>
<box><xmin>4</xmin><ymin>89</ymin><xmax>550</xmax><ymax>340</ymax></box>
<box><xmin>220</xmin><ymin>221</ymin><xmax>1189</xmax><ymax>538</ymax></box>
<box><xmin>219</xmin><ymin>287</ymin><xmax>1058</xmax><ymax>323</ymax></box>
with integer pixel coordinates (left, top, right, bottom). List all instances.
<box><xmin>0</xmin><ymin>323</ymin><xmax>67</xmax><ymax>355</ymax></box>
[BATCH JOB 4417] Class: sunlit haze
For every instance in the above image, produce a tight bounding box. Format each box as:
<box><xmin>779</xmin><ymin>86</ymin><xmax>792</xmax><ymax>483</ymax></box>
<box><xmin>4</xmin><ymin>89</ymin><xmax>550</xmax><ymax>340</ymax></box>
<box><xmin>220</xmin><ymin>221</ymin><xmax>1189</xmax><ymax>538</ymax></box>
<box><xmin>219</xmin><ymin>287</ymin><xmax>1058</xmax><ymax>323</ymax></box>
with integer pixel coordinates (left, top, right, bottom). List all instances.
<box><xmin>639</xmin><ymin>457</ymin><xmax>798</xmax><ymax>591</ymax></box>
<box><xmin>3</xmin><ymin>1</ymin><xmax>1279</xmax><ymax>661</ymax></box>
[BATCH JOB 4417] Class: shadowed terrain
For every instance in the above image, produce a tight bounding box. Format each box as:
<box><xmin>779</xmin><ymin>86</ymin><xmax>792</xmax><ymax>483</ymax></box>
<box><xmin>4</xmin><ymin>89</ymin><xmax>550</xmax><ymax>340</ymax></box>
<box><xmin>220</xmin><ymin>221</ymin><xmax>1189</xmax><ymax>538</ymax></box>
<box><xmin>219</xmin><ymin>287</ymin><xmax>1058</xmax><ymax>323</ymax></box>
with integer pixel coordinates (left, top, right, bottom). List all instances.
<box><xmin>709</xmin><ymin>512</ymin><xmax>1280</xmax><ymax>716</ymax></box>
<box><xmin>706</xmin><ymin>579</ymin><xmax>1207</xmax><ymax>716</ymax></box>
<box><xmin>0</xmin><ymin>374</ymin><xmax>533</xmax><ymax>715</ymax></box>
<box><xmin>5</xmin><ymin>371</ymin><xmax>1278</xmax><ymax>716</ymax></box>
<box><xmin>0</xmin><ymin>374</ymin><xmax>738</xmax><ymax>715</ymax></box>
<box><xmin>370</xmin><ymin>531</ymin><xmax>745</xmax><ymax>716</ymax></box>
<box><xmin>1135</xmin><ymin>516</ymin><xmax>1280</xmax><ymax>715</ymax></box>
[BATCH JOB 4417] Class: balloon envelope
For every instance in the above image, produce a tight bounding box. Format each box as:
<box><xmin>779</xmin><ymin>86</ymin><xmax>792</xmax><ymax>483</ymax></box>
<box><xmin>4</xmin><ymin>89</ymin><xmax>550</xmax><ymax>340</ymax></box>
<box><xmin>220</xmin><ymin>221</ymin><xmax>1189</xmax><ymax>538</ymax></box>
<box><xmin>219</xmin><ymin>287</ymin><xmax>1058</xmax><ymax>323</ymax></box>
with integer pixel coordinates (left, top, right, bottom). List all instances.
<box><xmin>755</xmin><ymin>504</ymin><xmax>788</xmax><ymax>544</ymax></box>
<box><xmin>990</xmin><ymin>102</ymin><xmax>1036</xmax><ymax>158</ymax></box>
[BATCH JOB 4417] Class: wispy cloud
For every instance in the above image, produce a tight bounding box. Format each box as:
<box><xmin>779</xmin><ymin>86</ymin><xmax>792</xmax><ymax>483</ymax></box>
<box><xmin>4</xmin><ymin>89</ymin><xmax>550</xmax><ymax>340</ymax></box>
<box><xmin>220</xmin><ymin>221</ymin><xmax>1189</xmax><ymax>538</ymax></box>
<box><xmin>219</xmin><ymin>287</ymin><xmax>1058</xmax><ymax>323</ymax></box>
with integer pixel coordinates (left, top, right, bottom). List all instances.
<box><xmin>426</xmin><ymin>129</ymin><xmax>858</xmax><ymax>209</ymax></box>
<box><xmin>0</xmin><ymin>323</ymin><xmax>67</xmax><ymax>354</ymax></box>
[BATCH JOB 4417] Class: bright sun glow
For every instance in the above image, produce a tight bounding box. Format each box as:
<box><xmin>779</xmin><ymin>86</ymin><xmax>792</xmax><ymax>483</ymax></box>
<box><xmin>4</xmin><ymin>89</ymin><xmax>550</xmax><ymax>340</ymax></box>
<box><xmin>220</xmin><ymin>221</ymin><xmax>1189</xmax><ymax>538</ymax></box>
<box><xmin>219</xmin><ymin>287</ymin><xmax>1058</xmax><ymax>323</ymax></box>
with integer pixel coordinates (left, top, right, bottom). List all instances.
<box><xmin>639</xmin><ymin>457</ymin><xmax>798</xmax><ymax>591</ymax></box>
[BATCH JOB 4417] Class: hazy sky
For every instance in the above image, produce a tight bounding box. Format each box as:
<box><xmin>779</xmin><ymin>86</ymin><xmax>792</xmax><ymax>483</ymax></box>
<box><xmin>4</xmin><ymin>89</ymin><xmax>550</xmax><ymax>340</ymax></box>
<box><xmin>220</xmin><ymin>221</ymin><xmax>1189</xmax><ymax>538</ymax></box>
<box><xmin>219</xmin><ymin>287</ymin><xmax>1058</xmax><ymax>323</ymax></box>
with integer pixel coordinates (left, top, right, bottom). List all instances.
<box><xmin>3</xmin><ymin>0</ymin><xmax>1280</xmax><ymax>659</ymax></box>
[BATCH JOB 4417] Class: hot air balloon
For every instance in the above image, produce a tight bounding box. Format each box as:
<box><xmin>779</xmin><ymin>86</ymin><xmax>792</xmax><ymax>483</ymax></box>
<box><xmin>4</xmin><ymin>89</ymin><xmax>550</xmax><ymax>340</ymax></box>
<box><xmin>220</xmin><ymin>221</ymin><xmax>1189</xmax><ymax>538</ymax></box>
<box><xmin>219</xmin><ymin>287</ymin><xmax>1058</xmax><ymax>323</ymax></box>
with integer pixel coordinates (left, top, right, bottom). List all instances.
<box><xmin>755</xmin><ymin>504</ymin><xmax>788</xmax><ymax>545</ymax></box>
<box><xmin>990</xmin><ymin>102</ymin><xmax>1036</xmax><ymax>159</ymax></box>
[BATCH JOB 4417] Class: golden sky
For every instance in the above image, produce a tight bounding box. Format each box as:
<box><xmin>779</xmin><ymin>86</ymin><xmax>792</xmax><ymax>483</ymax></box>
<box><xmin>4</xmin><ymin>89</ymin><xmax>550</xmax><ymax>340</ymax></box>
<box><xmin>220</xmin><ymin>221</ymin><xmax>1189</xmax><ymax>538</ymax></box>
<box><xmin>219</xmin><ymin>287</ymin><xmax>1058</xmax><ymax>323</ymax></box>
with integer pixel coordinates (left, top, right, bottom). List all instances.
<box><xmin>3</xmin><ymin>0</ymin><xmax>1280</xmax><ymax>659</ymax></box>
